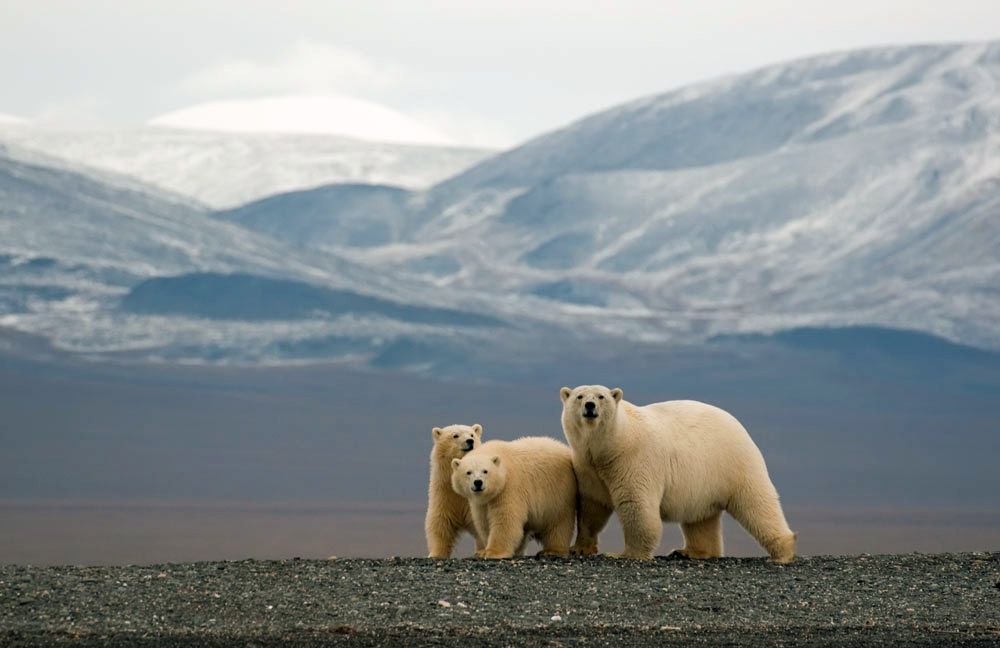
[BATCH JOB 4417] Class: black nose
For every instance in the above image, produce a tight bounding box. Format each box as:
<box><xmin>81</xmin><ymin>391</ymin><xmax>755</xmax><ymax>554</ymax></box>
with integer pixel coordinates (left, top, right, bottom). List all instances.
<box><xmin>464</xmin><ymin>439</ymin><xmax>475</xmax><ymax>450</ymax></box>
<box><xmin>473</xmin><ymin>479</ymin><xmax>483</xmax><ymax>490</ymax></box>
<box><xmin>585</xmin><ymin>401</ymin><xmax>596</xmax><ymax>411</ymax></box>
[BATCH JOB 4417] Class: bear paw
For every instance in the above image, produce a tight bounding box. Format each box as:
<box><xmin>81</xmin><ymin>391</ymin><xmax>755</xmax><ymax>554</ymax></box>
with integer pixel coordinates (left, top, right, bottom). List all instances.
<box><xmin>536</xmin><ymin>549</ymin><xmax>569</xmax><ymax>558</ymax></box>
<box><xmin>481</xmin><ymin>551</ymin><xmax>513</xmax><ymax>560</ymax></box>
<box><xmin>570</xmin><ymin>543</ymin><xmax>599</xmax><ymax>556</ymax></box>
<box><xmin>607</xmin><ymin>550</ymin><xmax>653</xmax><ymax>560</ymax></box>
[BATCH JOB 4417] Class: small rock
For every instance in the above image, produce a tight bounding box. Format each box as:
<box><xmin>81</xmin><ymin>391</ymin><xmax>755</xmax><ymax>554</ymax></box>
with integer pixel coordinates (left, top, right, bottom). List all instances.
<box><xmin>550</xmin><ymin>615</ymin><xmax>562</xmax><ymax>621</ymax></box>
<box><xmin>437</xmin><ymin>600</ymin><xmax>451</xmax><ymax>608</ymax></box>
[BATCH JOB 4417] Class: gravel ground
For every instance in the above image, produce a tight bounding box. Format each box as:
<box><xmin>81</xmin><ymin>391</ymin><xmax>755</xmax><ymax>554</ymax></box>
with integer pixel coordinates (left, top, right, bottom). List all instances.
<box><xmin>2</xmin><ymin>552</ymin><xmax>998</xmax><ymax>646</ymax></box>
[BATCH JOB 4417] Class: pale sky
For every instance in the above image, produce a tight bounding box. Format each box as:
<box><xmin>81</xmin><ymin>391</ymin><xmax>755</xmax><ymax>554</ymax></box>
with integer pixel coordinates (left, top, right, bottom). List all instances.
<box><xmin>1</xmin><ymin>1</ymin><xmax>998</xmax><ymax>147</ymax></box>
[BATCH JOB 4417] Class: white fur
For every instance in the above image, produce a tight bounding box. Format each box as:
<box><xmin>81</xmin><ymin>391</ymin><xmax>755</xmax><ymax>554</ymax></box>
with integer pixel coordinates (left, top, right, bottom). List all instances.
<box><xmin>560</xmin><ymin>385</ymin><xmax>796</xmax><ymax>562</ymax></box>
<box><xmin>425</xmin><ymin>424</ymin><xmax>484</xmax><ymax>558</ymax></box>
<box><xmin>451</xmin><ymin>437</ymin><xmax>577</xmax><ymax>559</ymax></box>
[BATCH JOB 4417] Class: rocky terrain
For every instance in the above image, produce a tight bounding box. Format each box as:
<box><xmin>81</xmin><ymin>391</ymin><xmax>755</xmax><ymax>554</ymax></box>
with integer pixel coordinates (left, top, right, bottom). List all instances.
<box><xmin>2</xmin><ymin>552</ymin><xmax>998</xmax><ymax>646</ymax></box>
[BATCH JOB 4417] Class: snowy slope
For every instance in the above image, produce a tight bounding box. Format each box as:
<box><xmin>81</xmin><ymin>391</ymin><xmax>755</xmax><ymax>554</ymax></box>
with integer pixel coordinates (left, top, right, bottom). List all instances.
<box><xmin>0</xmin><ymin>126</ymin><xmax>491</xmax><ymax>208</ymax></box>
<box><xmin>333</xmin><ymin>41</ymin><xmax>1000</xmax><ymax>350</ymax></box>
<box><xmin>0</xmin><ymin>144</ymin><xmax>511</xmax><ymax>363</ymax></box>
<box><xmin>3</xmin><ymin>42</ymin><xmax>999</xmax><ymax>369</ymax></box>
<box><xmin>214</xmin><ymin>184</ymin><xmax>415</xmax><ymax>249</ymax></box>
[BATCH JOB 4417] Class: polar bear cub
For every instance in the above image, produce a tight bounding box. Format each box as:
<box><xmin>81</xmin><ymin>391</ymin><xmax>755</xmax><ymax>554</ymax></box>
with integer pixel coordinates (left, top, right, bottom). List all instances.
<box><xmin>425</xmin><ymin>424</ymin><xmax>484</xmax><ymax>558</ymax></box>
<box><xmin>560</xmin><ymin>385</ymin><xmax>796</xmax><ymax>562</ymax></box>
<box><xmin>451</xmin><ymin>437</ymin><xmax>577</xmax><ymax>559</ymax></box>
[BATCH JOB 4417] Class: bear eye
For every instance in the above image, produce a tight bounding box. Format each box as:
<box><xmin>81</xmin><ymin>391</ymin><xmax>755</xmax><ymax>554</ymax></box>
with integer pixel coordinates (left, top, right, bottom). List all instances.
<box><xmin>483</xmin><ymin>470</ymin><xmax>488</xmax><ymax>474</ymax></box>
<box><xmin>453</xmin><ymin>434</ymin><xmax>459</xmax><ymax>439</ymax></box>
<box><xmin>577</xmin><ymin>394</ymin><xmax>583</xmax><ymax>400</ymax></box>
<box><xmin>466</xmin><ymin>471</ymin><xmax>472</xmax><ymax>475</ymax></box>
<box><xmin>598</xmin><ymin>395</ymin><xmax>604</xmax><ymax>400</ymax></box>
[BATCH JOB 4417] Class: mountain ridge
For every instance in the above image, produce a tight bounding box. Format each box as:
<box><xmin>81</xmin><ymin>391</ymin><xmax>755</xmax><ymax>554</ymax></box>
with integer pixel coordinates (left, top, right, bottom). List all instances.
<box><xmin>2</xmin><ymin>41</ymin><xmax>999</xmax><ymax>368</ymax></box>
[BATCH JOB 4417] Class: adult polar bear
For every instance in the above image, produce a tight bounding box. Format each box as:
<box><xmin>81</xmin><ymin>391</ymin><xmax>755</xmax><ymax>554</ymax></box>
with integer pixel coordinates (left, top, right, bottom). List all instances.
<box><xmin>560</xmin><ymin>385</ymin><xmax>796</xmax><ymax>562</ymax></box>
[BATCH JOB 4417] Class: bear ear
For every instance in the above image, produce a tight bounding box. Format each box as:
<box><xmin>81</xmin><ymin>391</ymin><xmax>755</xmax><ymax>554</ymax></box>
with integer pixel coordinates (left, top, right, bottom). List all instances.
<box><xmin>451</xmin><ymin>458</ymin><xmax>461</xmax><ymax>470</ymax></box>
<box><xmin>560</xmin><ymin>387</ymin><xmax>572</xmax><ymax>403</ymax></box>
<box><xmin>471</xmin><ymin>423</ymin><xmax>483</xmax><ymax>436</ymax></box>
<box><xmin>491</xmin><ymin>456</ymin><xmax>500</xmax><ymax>466</ymax></box>
<box><xmin>610</xmin><ymin>388</ymin><xmax>623</xmax><ymax>403</ymax></box>
<box><xmin>432</xmin><ymin>427</ymin><xmax>443</xmax><ymax>440</ymax></box>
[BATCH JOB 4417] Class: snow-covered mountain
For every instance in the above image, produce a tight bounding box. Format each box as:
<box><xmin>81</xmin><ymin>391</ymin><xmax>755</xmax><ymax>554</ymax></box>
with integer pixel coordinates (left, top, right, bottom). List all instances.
<box><xmin>0</xmin><ymin>126</ymin><xmax>491</xmax><ymax>208</ymax></box>
<box><xmin>322</xmin><ymin>41</ymin><xmax>1000</xmax><ymax>351</ymax></box>
<box><xmin>0</xmin><ymin>142</ymin><xmax>513</xmax><ymax>364</ymax></box>
<box><xmin>148</xmin><ymin>95</ymin><xmax>455</xmax><ymax>146</ymax></box>
<box><xmin>2</xmin><ymin>42</ymin><xmax>999</xmax><ymax>371</ymax></box>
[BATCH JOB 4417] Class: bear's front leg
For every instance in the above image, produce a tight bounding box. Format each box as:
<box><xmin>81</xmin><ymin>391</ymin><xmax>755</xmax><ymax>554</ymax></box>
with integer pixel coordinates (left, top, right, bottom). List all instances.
<box><xmin>571</xmin><ymin>495</ymin><xmax>613</xmax><ymax>556</ymax></box>
<box><xmin>612</xmin><ymin>495</ymin><xmax>661</xmax><ymax>560</ymax></box>
<box><xmin>481</xmin><ymin>506</ymin><xmax>526</xmax><ymax>559</ymax></box>
<box><xmin>470</xmin><ymin>503</ymin><xmax>490</xmax><ymax>558</ymax></box>
<box><xmin>426</xmin><ymin>515</ymin><xmax>461</xmax><ymax>559</ymax></box>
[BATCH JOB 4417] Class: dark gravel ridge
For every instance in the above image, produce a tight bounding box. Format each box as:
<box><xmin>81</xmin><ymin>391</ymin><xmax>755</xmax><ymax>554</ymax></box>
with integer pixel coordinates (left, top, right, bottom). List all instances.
<box><xmin>2</xmin><ymin>552</ymin><xmax>998</xmax><ymax>647</ymax></box>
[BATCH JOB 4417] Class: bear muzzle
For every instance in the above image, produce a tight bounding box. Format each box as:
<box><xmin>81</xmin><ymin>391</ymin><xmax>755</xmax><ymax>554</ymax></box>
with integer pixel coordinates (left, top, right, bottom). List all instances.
<box><xmin>472</xmin><ymin>479</ymin><xmax>484</xmax><ymax>492</ymax></box>
<box><xmin>463</xmin><ymin>439</ymin><xmax>475</xmax><ymax>452</ymax></box>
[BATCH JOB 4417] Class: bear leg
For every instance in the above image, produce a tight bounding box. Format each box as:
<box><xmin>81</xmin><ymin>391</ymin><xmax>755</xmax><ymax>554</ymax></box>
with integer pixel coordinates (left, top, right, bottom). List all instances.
<box><xmin>614</xmin><ymin>498</ymin><xmax>661</xmax><ymax>560</ymax></box>
<box><xmin>727</xmin><ymin>480</ymin><xmax>796</xmax><ymax>563</ymax></box>
<box><xmin>482</xmin><ymin>510</ymin><xmax>527</xmax><ymax>559</ymax></box>
<box><xmin>538</xmin><ymin>511</ymin><xmax>575</xmax><ymax>557</ymax></box>
<box><xmin>571</xmin><ymin>495</ymin><xmax>613</xmax><ymax>556</ymax></box>
<box><xmin>763</xmin><ymin>532</ymin><xmax>797</xmax><ymax>564</ymax></box>
<box><xmin>426</xmin><ymin>517</ymin><xmax>461</xmax><ymax>559</ymax></box>
<box><xmin>674</xmin><ymin>513</ymin><xmax>724</xmax><ymax>559</ymax></box>
<box><xmin>470</xmin><ymin>504</ymin><xmax>490</xmax><ymax>558</ymax></box>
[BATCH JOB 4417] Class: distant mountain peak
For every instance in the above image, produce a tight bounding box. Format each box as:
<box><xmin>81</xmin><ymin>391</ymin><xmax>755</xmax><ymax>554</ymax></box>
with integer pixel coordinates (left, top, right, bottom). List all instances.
<box><xmin>147</xmin><ymin>94</ymin><xmax>454</xmax><ymax>146</ymax></box>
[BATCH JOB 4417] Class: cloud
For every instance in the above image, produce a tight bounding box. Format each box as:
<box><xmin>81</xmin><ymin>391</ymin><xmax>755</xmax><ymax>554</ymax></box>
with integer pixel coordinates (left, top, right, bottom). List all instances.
<box><xmin>175</xmin><ymin>41</ymin><xmax>395</xmax><ymax>98</ymax></box>
<box><xmin>167</xmin><ymin>41</ymin><xmax>513</xmax><ymax>149</ymax></box>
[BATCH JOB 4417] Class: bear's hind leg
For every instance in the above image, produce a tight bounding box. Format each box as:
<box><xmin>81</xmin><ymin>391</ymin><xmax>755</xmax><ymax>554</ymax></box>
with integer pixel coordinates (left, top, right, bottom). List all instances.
<box><xmin>727</xmin><ymin>480</ymin><xmax>796</xmax><ymax>563</ymax></box>
<box><xmin>538</xmin><ymin>511</ymin><xmax>574</xmax><ymax>557</ymax></box>
<box><xmin>674</xmin><ymin>512</ymin><xmax>723</xmax><ymax>559</ymax></box>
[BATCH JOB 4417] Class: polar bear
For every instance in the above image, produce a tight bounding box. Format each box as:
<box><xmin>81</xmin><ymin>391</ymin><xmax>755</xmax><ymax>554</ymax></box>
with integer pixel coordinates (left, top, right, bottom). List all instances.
<box><xmin>560</xmin><ymin>385</ymin><xmax>796</xmax><ymax>562</ymax></box>
<box><xmin>425</xmin><ymin>424</ymin><xmax>484</xmax><ymax>558</ymax></box>
<box><xmin>451</xmin><ymin>437</ymin><xmax>577</xmax><ymax>559</ymax></box>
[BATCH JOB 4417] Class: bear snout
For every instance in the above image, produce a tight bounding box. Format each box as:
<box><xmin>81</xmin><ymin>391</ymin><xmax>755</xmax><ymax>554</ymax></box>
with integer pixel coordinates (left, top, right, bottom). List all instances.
<box><xmin>464</xmin><ymin>439</ymin><xmax>475</xmax><ymax>451</ymax></box>
<box><xmin>583</xmin><ymin>401</ymin><xmax>599</xmax><ymax>418</ymax></box>
<box><xmin>473</xmin><ymin>479</ymin><xmax>484</xmax><ymax>491</ymax></box>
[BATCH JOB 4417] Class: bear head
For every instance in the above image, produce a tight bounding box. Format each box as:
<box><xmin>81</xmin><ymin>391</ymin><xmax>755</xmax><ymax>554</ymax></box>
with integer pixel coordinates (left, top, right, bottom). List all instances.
<box><xmin>560</xmin><ymin>385</ymin><xmax>623</xmax><ymax>434</ymax></box>
<box><xmin>432</xmin><ymin>424</ymin><xmax>483</xmax><ymax>462</ymax></box>
<box><xmin>451</xmin><ymin>452</ymin><xmax>507</xmax><ymax>502</ymax></box>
